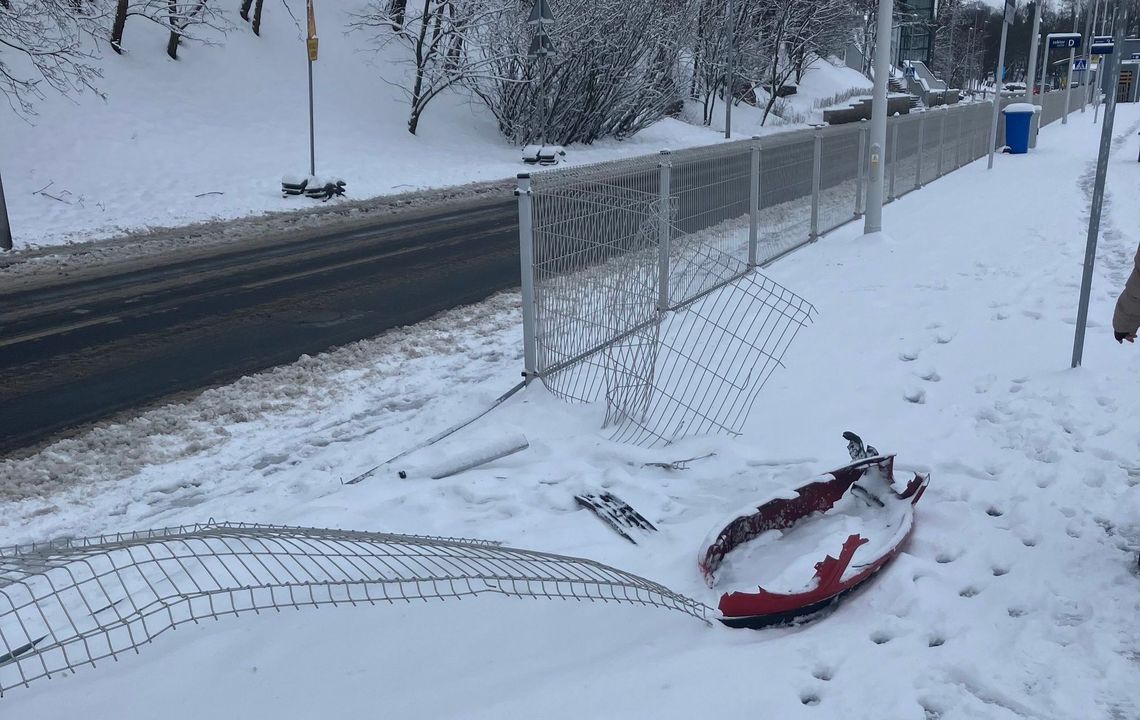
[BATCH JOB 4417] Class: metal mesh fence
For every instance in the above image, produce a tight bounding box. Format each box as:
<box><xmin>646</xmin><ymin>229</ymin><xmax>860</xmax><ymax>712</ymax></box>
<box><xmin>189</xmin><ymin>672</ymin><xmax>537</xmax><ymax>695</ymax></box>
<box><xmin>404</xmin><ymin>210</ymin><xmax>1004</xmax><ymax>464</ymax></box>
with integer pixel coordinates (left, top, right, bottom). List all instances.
<box><xmin>890</xmin><ymin>115</ymin><xmax>922</xmax><ymax>199</ymax></box>
<box><xmin>0</xmin><ymin>522</ymin><xmax>712</xmax><ymax>696</ymax></box>
<box><xmin>816</xmin><ymin>129</ymin><xmax>862</xmax><ymax>236</ymax></box>
<box><xmin>521</xmin><ymin>94</ymin><xmax>1087</xmax><ymax>447</ymax></box>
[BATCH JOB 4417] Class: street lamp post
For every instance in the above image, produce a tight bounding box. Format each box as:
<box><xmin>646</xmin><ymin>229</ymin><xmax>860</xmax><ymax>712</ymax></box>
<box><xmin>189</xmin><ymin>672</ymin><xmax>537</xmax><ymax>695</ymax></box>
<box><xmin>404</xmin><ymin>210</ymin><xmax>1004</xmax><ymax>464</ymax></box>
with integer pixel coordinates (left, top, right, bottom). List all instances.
<box><xmin>863</xmin><ymin>0</ymin><xmax>893</xmax><ymax>235</ymax></box>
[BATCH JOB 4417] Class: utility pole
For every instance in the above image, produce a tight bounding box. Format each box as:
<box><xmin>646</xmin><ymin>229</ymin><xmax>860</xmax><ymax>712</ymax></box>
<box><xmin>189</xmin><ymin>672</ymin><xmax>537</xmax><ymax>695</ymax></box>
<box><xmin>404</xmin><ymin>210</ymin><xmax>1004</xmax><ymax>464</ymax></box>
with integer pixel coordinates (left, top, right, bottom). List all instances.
<box><xmin>864</xmin><ymin>0</ymin><xmax>894</xmax><ymax>234</ymax></box>
<box><xmin>1072</xmin><ymin>1</ymin><xmax>1126</xmax><ymax>368</ymax></box>
<box><xmin>1025</xmin><ymin>0</ymin><xmax>1043</xmax><ymax>147</ymax></box>
<box><xmin>1081</xmin><ymin>0</ymin><xmax>1095</xmax><ymax>112</ymax></box>
<box><xmin>1063</xmin><ymin>2</ymin><xmax>1080</xmax><ymax>123</ymax></box>
<box><xmin>988</xmin><ymin>0</ymin><xmax>1015</xmax><ymax>170</ymax></box>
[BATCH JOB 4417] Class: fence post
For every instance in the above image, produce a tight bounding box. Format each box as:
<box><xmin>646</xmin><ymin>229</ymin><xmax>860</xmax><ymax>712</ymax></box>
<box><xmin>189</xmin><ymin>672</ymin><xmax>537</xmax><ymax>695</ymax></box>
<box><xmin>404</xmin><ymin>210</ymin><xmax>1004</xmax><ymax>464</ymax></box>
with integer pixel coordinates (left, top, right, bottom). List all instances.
<box><xmin>955</xmin><ymin>111</ymin><xmax>965</xmax><ymax>169</ymax></box>
<box><xmin>516</xmin><ymin>173</ymin><xmax>538</xmax><ymax>382</ymax></box>
<box><xmin>810</xmin><ymin>131</ymin><xmax>823</xmax><ymax>240</ymax></box>
<box><xmin>749</xmin><ymin>137</ymin><xmax>760</xmax><ymax>267</ymax></box>
<box><xmin>888</xmin><ymin>122</ymin><xmax>898</xmax><ymax>202</ymax></box>
<box><xmin>657</xmin><ymin>150</ymin><xmax>672</xmax><ymax>313</ymax></box>
<box><xmin>915</xmin><ymin>112</ymin><xmax>925</xmax><ymax>188</ymax></box>
<box><xmin>937</xmin><ymin>110</ymin><xmax>946</xmax><ymax>177</ymax></box>
<box><xmin>855</xmin><ymin>125</ymin><xmax>867</xmax><ymax>217</ymax></box>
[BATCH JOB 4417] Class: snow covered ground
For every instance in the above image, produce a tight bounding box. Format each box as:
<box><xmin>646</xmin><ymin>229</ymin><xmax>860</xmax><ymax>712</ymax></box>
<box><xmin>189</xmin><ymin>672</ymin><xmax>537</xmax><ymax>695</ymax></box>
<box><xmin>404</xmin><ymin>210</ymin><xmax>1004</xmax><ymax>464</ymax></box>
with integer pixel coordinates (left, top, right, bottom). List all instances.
<box><xmin>0</xmin><ymin>3</ymin><xmax>857</xmax><ymax>252</ymax></box>
<box><xmin>3</xmin><ymin>105</ymin><xmax>1140</xmax><ymax>718</ymax></box>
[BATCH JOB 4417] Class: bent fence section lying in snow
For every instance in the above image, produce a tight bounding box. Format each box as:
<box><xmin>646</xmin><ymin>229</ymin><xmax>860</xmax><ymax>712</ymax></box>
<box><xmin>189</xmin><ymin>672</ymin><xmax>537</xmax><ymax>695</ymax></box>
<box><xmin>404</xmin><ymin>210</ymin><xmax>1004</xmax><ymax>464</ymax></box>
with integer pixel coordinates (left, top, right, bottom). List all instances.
<box><xmin>0</xmin><ymin>522</ymin><xmax>712</xmax><ymax>696</ymax></box>
<box><xmin>517</xmin><ymin>93</ymin><xmax>1084</xmax><ymax>446</ymax></box>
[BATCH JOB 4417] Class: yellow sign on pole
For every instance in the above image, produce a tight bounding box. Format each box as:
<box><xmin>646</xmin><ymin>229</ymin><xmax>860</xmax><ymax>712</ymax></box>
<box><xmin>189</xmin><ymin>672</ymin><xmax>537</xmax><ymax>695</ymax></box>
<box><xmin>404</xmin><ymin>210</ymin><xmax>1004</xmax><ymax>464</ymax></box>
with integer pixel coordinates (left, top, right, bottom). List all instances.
<box><xmin>307</xmin><ymin>0</ymin><xmax>319</xmax><ymax>61</ymax></box>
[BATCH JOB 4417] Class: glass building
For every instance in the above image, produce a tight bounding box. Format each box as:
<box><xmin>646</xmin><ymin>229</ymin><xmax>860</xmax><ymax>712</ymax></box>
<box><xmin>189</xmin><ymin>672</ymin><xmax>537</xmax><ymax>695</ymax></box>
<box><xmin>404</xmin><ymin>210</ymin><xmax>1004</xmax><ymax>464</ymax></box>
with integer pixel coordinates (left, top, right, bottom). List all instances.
<box><xmin>895</xmin><ymin>0</ymin><xmax>936</xmax><ymax>67</ymax></box>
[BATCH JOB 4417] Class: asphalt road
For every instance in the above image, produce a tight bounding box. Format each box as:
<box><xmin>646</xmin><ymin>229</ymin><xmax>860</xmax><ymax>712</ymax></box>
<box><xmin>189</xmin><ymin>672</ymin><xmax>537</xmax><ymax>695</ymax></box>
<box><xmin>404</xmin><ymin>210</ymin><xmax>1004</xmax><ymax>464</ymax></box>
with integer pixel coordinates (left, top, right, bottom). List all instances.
<box><xmin>0</xmin><ymin>123</ymin><xmax>887</xmax><ymax>457</ymax></box>
<box><xmin>0</xmin><ymin>198</ymin><xmax>520</xmax><ymax>456</ymax></box>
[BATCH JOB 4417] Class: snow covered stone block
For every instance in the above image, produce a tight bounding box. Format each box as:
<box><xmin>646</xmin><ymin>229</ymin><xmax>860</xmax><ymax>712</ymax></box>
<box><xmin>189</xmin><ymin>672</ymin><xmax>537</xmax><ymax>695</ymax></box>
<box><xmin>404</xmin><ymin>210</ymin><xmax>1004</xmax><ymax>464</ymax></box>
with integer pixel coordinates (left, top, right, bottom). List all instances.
<box><xmin>281</xmin><ymin>175</ymin><xmax>308</xmax><ymax>196</ymax></box>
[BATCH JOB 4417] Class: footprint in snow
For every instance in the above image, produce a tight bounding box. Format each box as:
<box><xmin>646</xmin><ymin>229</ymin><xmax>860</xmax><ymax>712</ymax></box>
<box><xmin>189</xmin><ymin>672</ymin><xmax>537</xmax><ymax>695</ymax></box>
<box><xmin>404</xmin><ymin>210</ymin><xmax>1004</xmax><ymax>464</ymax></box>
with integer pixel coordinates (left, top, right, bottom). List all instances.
<box><xmin>918</xmin><ymin>368</ymin><xmax>942</xmax><ymax>383</ymax></box>
<box><xmin>904</xmin><ymin>387</ymin><xmax>927</xmax><ymax>404</ymax></box>
<box><xmin>899</xmin><ymin>349</ymin><xmax>920</xmax><ymax>362</ymax></box>
<box><xmin>935</xmin><ymin>332</ymin><xmax>955</xmax><ymax>344</ymax></box>
<box><xmin>800</xmin><ymin>692</ymin><xmax>821</xmax><ymax>706</ymax></box>
<box><xmin>870</xmin><ymin>630</ymin><xmax>893</xmax><ymax>645</ymax></box>
<box><xmin>811</xmin><ymin>667</ymin><xmax>833</xmax><ymax>682</ymax></box>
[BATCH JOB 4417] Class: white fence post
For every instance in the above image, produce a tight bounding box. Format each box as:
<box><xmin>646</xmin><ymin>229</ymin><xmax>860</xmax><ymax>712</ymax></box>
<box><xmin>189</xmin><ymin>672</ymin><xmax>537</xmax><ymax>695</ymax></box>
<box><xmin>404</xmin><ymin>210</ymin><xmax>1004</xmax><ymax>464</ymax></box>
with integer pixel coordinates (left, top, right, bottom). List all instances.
<box><xmin>516</xmin><ymin>173</ymin><xmax>538</xmax><ymax>382</ymax></box>
<box><xmin>810</xmin><ymin>132</ymin><xmax>823</xmax><ymax>239</ymax></box>
<box><xmin>915</xmin><ymin>112</ymin><xmax>926</xmax><ymax>188</ymax></box>
<box><xmin>937</xmin><ymin>110</ymin><xmax>946</xmax><ymax>177</ymax></box>
<box><xmin>658</xmin><ymin>150</ymin><xmax>672</xmax><ymax>313</ymax></box>
<box><xmin>749</xmin><ymin>138</ymin><xmax>760</xmax><ymax>267</ymax></box>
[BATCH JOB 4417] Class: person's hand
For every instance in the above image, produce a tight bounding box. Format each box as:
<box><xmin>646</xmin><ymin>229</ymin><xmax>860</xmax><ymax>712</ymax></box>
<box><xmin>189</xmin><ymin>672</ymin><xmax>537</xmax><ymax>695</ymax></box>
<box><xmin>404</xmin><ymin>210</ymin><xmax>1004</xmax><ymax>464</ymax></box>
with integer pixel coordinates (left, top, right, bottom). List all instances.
<box><xmin>1116</xmin><ymin>331</ymin><xmax>1137</xmax><ymax>344</ymax></box>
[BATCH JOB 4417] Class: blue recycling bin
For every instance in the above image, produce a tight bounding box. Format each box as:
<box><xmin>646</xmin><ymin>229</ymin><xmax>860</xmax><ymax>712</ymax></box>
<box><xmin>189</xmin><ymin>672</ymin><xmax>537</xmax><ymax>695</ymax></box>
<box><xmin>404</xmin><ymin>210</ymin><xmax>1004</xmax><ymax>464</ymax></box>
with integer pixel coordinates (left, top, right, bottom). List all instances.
<box><xmin>1002</xmin><ymin>103</ymin><xmax>1037</xmax><ymax>154</ymax></box>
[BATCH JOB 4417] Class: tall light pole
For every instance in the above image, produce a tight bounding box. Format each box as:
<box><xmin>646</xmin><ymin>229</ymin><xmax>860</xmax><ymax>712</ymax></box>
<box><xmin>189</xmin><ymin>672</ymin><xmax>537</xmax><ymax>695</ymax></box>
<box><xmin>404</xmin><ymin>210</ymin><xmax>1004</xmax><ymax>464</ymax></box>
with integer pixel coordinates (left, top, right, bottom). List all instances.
<box><xmin>1025</xmin><ymin>1</ymin><xmax>1043</xmax><ymax>146</ymax></box>
<box><xmin>864</xmin><ymin>0</ymin><xmax>894</xmax><ymax>235</ymax></box>
<box><xmin>1063</xmin><ymin>2</ymin><xmax>1080</xmax><ymax>123</ymax></box>
<box><xmin>1081</xmin><ymin>0</ymin><xmax>1095</xmax><ymax>112</ymax></box>
<box><xmin>987</xmin><ymin>0</ymin><xmax>1015</xmax><ymax>170</ymax></box>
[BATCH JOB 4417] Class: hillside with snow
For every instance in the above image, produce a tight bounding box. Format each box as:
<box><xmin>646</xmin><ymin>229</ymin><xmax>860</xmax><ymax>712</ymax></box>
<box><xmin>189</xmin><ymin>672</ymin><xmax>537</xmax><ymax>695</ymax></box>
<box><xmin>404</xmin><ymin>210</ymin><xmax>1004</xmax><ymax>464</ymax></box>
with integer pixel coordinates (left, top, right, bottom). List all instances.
<box><xmin>0</xmin><ymin>1</ymin><xmax>870</xmax><ymax>250</ymax></box>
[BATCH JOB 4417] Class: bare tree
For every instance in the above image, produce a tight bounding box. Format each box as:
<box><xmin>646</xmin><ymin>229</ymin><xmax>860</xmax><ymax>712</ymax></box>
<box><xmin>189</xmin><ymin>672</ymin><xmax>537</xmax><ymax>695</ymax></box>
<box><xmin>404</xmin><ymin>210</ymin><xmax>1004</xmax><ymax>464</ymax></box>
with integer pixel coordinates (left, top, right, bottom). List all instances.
<box><xmin>756</xmin><ymin>0</ymin><xmax>852</xmax><ymax>125</ymax></box>
<box><xmin>105</xmin><ymin>0</ymin><xmax>226</xmax><ymax>55</ymax></box>
<box><xmin>0</xmin><ymin>0</ymin><xmax>108</xmax><ymax>114</ymax></box>
<box><xmin>469</xmin><ymin>0</ymin><xmax>696</xmax><ymax>144</ymax></box>
<box><xmin>352</xmin><ymin>0</ymin><xmax>519</xmax><ymax>135</ymax></box>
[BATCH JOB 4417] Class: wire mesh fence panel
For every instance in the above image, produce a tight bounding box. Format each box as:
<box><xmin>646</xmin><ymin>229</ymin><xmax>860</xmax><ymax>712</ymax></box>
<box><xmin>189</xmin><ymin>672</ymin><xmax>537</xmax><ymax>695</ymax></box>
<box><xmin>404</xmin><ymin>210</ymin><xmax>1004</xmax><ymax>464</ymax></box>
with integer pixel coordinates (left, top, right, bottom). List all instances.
<box><xmin>529</xmin><ymin>155</ymin><xmax>664</xmax><ymax>404</ymax></box>
<box><xmin>816</xmin><ymin>129</ymin><xmax>862</xmax><ymax>236</ymax></box>
<box><xmin>892</xmin><ymin>115</ymin><xmax>922</xmax><ymax>198</ymax></box>
<box><xmin>670</xmin><ymin>142</ymin><xmax>754</xmax><ymax>287</ymax></box>
<box><xmin>606</xmin><ymin>266</ymin><xmax>816</xmax><ymax>446</ymax></box>
<box><xmin>757</xmin><ymin>137</ymin><xmax>814</xmax><ymax>260</ymax></box>
<box><xmin>0</xmin><ymin>522</ymin><xmax>714</xmax><ymax>695</ymax></box>
<box><xmin>920</xmin><ymin>110</ymin><xmax>945</xmax><ymax>185</ymax></box>
<box><xmin>972</xmin><ymin>103</ymin><xmax>994</xmax><ymax>161</ymax></box>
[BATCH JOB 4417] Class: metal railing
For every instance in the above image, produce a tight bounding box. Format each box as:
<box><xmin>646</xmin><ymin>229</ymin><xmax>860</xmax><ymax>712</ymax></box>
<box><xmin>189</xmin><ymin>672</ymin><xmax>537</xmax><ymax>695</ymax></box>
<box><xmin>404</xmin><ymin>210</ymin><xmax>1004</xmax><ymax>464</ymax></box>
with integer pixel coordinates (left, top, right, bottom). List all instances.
<box><xmin>517</xmin><ymin>94</ymin><xmax>1084</xmax><ymax>445</ymax></box>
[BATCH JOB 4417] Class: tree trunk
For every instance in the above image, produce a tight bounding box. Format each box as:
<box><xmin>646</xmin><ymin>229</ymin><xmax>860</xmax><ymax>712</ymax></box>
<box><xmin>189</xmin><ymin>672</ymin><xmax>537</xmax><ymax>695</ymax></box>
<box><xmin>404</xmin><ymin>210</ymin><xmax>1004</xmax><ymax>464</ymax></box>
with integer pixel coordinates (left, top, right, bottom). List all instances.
<box><xmin>252</xmin><ymin>0</ymin><xmax>265</xmax><ymax>36</ymax></box>
<box><xmin>390</xmin><ymin>0</ymin><xmax>408</xmax><ymax>30</ymax></box>
<box><xmin>111</xmin><ymin>0</ymin><xmax>128</xmax><ymax>54</ymax></box>
<box><xmin>407</xmin><ymin>0</ymin><xmax>434</xmax><ymax>134</ymax></box>
<box><xmin>167</xmin><ymin>0</ymin><xmax>181</xmax><ymax>60</ymax></box>
<box><xmin>240</xmin><ymin>0</ymin><xmax>253</xmax><ymax>21</ymax></box>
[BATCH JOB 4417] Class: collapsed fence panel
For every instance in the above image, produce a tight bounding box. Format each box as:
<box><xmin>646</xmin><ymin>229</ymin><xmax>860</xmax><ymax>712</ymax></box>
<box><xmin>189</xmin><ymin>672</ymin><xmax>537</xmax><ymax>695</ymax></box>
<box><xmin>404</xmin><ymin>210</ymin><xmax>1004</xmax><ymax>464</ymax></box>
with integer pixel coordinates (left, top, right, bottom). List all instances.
<box><xmin>0</xmin><ymin>523</ymin><xmax>713</xmax><ymax>695</ymax></box>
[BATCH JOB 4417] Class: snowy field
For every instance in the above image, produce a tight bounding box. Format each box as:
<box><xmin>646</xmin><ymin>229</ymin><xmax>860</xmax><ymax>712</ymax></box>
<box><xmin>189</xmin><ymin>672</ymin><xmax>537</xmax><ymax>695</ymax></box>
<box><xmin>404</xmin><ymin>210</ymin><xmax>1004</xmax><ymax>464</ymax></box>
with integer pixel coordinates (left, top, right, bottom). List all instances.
<box><xmin>0</xmin><ymin>0</ymin><xmax>860</xmax><ymax>251</ymax></box>
<box><xmin>3</xmin><ymin>106</ymin><xmax>1140</xmax><ymax>718</ymax></box>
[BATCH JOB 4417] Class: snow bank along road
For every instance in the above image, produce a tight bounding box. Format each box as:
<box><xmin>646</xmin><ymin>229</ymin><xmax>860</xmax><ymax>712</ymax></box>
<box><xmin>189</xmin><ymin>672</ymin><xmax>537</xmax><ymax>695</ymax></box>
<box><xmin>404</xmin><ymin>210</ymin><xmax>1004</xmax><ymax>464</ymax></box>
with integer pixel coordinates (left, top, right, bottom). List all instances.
<box><xmin>0</xmin><ymin>121</ymin><xmax>953</xmax><ymax>456</ymax></box>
